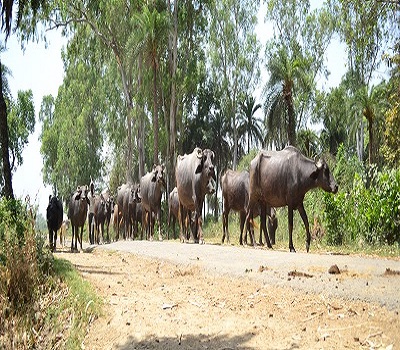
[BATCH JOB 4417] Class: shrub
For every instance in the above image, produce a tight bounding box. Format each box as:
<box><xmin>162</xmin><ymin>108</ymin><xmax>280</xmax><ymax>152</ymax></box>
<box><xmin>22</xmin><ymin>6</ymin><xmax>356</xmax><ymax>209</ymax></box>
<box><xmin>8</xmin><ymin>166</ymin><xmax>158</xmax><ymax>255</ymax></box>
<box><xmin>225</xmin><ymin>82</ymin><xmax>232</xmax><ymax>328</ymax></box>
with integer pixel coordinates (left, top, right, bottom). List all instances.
<box><xmin>324</xmin><ymin>167</ymin><xmax>400</xmax><ymax>246</ymax></box>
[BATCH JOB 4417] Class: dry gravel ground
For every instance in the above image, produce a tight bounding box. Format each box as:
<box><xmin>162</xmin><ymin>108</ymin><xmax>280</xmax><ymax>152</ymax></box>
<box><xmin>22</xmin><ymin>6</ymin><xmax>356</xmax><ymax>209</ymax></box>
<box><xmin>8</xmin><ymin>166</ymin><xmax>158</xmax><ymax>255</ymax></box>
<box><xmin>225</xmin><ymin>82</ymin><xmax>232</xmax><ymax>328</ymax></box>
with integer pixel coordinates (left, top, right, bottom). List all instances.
<box><xmin>56</xmin><ymin>241</ymin><xmax>400</xmax><ymax>350</ymax></box>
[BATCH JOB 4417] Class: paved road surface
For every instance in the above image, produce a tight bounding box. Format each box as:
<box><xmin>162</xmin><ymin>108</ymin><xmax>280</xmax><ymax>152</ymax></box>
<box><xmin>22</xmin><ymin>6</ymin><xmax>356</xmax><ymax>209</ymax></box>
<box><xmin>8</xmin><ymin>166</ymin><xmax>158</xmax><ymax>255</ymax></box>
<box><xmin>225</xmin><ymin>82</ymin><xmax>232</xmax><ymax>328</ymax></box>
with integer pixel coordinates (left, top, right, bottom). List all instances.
<box><xmin>97</xmin><ymin>241</ymin><xmax>400</xmax><ymax>310</ymax></box>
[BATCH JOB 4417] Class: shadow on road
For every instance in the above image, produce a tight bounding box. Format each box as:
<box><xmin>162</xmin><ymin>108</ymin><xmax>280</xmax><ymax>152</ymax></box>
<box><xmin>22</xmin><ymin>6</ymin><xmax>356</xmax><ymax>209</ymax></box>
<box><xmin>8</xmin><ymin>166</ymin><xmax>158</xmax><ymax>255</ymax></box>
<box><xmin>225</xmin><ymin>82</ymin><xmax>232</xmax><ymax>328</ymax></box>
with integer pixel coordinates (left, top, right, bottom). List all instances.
<box><xmin>115</xmin><ymin>332</ymin><xmax>260</xmax><ymax>350</ymax></box>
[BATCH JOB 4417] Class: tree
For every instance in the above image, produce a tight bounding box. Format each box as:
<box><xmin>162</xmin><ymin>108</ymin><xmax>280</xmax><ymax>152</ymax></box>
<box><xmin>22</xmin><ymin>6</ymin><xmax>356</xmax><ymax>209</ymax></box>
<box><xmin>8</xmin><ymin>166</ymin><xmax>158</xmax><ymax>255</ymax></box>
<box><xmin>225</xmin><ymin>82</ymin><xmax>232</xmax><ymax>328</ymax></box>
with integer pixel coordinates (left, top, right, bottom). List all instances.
<box><xmin>0</xmin><ymin>62</ymin><xmax>35</xmax><ymax>196</ymax></box>
<box><xmin>296</xmin><ymin>128</ymin><xmax>319</xmax><ymax>158</ymax></box>
<box><xmin>237</xmin><ymin>94</ymin><xmax>263</xmax><ymax>154</ymax></box>
<box><xmin>0</xmin><ymin>61</ymin><xmax>12</xmax><ymax>198</ymax></box>
<box><xmin>6</xmin><ymin>90</ymin><xmax>35</xmax><ymax>171</ymax></box>
<box><xmin>333</xmin><ymin>0</ymin><xmax>398</xmax><ymax>161</ymax></box>
<box><xmin>263</xmin><ymin>0</ymin><xmax>335</xmax><ymax>148</ymax></box>
<box><xmin>39</xmin><ymin>53</ymin><xmax>104</xmax><ymax>200</ymax></box>
<box><xmin>209</xmin><ymin>0</ymin><xmax>260</xmax><ymax>169</ymax></box>
<box><xmin>39</xmin><ymin>95</ymin><xmax>58</xmax><ymax>193</ymax></box>
<box><xmin>317</xmin><ymin>84</ymin><xmax>351</xmax><ymax>156</ymax></box>
<box><xmin>0</xmin><ymin>0</ymin><xmax>45</xmax><ymax>199</ymax></box>
<box><xmin>133</xmin><ymin>5</ymin><xmax>169</xmax><ymax>165</ymax></box>
<box><xmin>263</xmin><ymin>45</ymin><xmax>307</xmax><ymax>147</ymax></box>
<box><xmin>351</xmin><ymin>83</ymin><xmax>387</xmax><ymax>165</ymax></box>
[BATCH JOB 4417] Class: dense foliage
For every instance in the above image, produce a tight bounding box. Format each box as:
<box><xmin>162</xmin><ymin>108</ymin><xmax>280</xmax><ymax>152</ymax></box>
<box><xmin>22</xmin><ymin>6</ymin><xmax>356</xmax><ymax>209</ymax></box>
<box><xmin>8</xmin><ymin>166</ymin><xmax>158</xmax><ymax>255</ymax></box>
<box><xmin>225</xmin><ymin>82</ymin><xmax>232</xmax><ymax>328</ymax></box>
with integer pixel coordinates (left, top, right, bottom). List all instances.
<box><xmin>0</xmin><ymin>198</ymin><xmax>101</xmax><ymax>348</ymax></box>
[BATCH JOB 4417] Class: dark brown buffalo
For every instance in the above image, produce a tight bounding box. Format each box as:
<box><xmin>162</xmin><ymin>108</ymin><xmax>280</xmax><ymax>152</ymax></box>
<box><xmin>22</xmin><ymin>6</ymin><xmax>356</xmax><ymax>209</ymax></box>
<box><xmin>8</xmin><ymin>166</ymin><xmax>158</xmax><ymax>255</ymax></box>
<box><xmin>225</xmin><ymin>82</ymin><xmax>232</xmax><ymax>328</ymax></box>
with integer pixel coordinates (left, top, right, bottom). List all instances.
<box><xmin>46</xmin><ymin>195</ymin><xmax>63</xmax><ymax>252</ymax></box>
<box><xmin>140</xmin><ymin>165</ymin><xmax>165</xmax><ymax>240</ymax></box>
<box><xmin>93</xmin><ymin>191</ymin><xmax>114</xmax><ymax>244</ymax></box>
<box><xmin>175</xmin><ymin>147</ymin><xmax>216</xmax><ymax>243</ymax></box>
<box><xmin>221</xmin><ymin>170</ymin><xmax>277</xmax><ymax>246</ymax></box>
<box><xmin>101</xmin><ymin>189</ymin><xmax>114</xmax><ymax>242</ymax></box>
<box><xmin>68</xmin><ymin>185</ymin><xmax>90</xmax><ymax>251</ymax></box>
<box><xmin>246</xmin><ymin>146</ymin><xmax>338</xmax><ymax>252</ymax></box>
<box><xmin>116</xmin><ymin>183</ymin><xmax>141</xmax><ymax>240</ymax></box>
<box><xmin>168</xmin><ymin>179</ymin><xmax>216</xmax><ymax>241</ymax></box>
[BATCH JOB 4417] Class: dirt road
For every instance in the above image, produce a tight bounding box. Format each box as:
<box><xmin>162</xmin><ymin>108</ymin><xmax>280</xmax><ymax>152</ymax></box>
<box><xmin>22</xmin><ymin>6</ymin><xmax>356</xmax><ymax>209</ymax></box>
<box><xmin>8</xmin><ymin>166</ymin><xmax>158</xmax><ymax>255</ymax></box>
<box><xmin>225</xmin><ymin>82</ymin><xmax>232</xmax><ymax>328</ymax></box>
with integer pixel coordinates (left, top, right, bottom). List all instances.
<box><xmin>57</xmin><ymin>241</ymin><xmax>400</xmax><ymax>349</ymax></box>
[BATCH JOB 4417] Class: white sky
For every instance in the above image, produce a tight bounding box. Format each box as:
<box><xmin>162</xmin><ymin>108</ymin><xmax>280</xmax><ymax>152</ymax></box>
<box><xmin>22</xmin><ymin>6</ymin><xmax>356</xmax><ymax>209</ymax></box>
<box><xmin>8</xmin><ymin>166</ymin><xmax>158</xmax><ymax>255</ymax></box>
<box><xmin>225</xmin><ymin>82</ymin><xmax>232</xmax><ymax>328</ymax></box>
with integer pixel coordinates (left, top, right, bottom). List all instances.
<box><xmin>2</xmin><ymin>6</ymin><xmax>347</xmax><ymax>217</ymax></box>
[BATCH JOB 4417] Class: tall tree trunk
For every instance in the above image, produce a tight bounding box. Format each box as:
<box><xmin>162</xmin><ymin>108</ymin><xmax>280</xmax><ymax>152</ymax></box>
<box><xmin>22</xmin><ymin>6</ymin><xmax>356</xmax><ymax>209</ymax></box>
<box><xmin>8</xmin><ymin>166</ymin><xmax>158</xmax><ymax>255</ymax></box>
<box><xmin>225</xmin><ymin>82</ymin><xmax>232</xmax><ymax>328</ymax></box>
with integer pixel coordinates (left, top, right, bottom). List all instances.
<box><xmin>233</xmin><ymin>118</ymin><xmax>238</xmax><ymax>170</ymax></box>
<box><xmin>356</xmin><ymin>120</ymin><xmax>364</xmax><ymax>162</ymax></box>
<box><xmin>366</xmin><ymin>114</ymin><xmax>373</xmax><ymax>165</ymax></box>
<box><xmin>153</xmin><ymin>64</ymin><xmax>159</xmax><ymax>165</ymax></box>
<box><xmin>286</xmin><ymin>92</ymin><xmax>296</xmax><ymax>147</ymax></box>
<box><xmin>137</xmin><ymin>54</ymin><xmax>145</xmax><ymax>178</ymax></box>
<box><xmin>0</xmin><ymin>62</ymin><xmax>14</xmax><ymax>199</ymax></box>
<box><xmin>169</xmin><ymin>0</ymin><xmax>178</xmax><ymax>188</ymax></box>
<box><xmin>126</xmin><ymin>108</ymin><xmax>133</xmax><ymax>183</ymax></box>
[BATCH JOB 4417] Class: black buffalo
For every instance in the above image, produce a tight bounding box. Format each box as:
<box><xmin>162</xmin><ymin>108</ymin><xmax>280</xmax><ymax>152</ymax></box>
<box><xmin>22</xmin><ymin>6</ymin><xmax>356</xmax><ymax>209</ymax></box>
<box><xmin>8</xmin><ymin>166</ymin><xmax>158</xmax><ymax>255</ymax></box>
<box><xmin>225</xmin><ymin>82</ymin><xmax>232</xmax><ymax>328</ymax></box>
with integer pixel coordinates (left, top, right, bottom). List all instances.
<box><xmin>46</xmin><ymin>195</ymin><xmax>63</xmax><ymax>252</ymax></box>
<box><xmin>245</xmin><ymin>146</ymin><xmax>338</xmax><ymax>252</ymax></box>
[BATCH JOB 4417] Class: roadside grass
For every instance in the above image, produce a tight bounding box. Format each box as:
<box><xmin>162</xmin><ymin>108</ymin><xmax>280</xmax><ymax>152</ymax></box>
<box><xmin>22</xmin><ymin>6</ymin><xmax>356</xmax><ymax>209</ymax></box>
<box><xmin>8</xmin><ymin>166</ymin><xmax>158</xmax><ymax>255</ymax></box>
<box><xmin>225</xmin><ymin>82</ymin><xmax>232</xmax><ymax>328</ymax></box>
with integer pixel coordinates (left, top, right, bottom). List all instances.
<box><xmin>51</xmin><ymin>257</ymin><xmax>102</xmax><ymax>349</ymax></box>
<box><xmin>203</xmin><ymin>211</ymin><xmax>400</xmax><ymax>259</ymax></box>
<box><xmin>0</xmin><ymin>197</ymin><xmax>101</xmax><ymax>349</ymax></box>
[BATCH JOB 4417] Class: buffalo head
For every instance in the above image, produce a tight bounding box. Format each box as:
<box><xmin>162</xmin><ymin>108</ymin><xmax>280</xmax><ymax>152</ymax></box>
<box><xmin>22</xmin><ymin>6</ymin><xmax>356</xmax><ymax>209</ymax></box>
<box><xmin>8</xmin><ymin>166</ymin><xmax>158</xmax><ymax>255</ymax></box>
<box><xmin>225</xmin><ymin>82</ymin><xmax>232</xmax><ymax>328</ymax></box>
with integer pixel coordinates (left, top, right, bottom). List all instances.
<box><xmin>129</xmin><ymin>184</ymin><xmax>142</xmax><ymax>204</ymax></box>
<box><xmin>195</xmin><ymin>148</ymin><xmax>216</xmax><ymax>181</ymax></box>
<box><xmin>151</xmin><ymin>164</ymin><xmax>165</xmax><ymax>187</ymax></box>
<box><xmin>311</xmin><ymin>159</ymin><xmax>338</xmax><ymax>194</ymax></box>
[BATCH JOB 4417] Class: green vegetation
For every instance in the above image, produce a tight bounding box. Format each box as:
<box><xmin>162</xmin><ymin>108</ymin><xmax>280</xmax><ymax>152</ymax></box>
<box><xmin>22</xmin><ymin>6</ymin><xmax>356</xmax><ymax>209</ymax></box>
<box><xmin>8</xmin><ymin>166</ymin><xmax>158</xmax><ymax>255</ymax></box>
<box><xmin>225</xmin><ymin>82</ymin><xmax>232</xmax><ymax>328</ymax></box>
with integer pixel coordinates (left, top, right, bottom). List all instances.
<box><xmin>0</xmin><ymin>199</ymin><xmax>101</xmax><ymax>349</ymax></box>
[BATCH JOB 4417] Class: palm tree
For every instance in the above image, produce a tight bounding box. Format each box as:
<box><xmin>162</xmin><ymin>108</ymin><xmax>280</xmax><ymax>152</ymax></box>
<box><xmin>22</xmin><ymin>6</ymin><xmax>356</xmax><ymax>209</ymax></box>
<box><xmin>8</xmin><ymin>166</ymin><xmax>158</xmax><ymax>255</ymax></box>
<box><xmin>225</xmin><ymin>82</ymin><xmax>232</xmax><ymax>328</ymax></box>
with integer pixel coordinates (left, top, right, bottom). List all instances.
<box><xmin>297</xmin><ymin>129</ymin><xmax>319</xmax><ymax>158</ymax></box>
<box><xmin>237</xmin><ymin>94</ymin><xmax>263</xmax><ymax>153</ymax></box>
<box><xmin>134</xmin><ymin>6</ymin><xmax>169</xmax><ymax>165</ymax></box>
<box><xmin>351</xmin><ymin>83</ymin><xmax>387</xmax><ymax>165</ymax></box>
<box><xmin>263</xmin><ymin>45</ymin><xmax>308</xmax><ymax>148</ymax></box>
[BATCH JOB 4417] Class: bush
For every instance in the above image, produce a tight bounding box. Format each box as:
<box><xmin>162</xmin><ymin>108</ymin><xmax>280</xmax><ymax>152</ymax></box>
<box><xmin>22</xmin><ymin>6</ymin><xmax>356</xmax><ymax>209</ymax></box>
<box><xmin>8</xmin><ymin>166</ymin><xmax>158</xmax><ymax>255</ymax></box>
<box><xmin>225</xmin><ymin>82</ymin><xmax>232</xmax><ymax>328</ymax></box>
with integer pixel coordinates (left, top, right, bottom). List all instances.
<box><xmin>324</xmin><ymin>168</ymin><xmax>400</xmax><ymax>246</ymax></box>
<box><xmin>0</xmin><ymin>198</ymin><xmax>54</xmax><ymax>347</ymax></box>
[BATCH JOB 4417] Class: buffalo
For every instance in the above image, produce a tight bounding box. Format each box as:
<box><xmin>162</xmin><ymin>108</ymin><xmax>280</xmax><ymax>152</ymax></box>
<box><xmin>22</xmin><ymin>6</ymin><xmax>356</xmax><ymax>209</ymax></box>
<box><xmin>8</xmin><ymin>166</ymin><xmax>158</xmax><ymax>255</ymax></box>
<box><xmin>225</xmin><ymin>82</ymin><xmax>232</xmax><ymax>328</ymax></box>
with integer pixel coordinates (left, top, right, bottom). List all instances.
<box><xmin>93</xmin><ymin>191</ymin><xmax>113</xmax><ymax>244</ymax></box>
<box><xmin>221</xmin><ymin>169</ymin><xmax>277</xmax><ymax>246</ymax></box>
<box><xmin>46</xmin><ymin>195</ymin><xmax>63</xmax><ymax>252</ymax></box>
<box><xmin>116</xmin><ymin>183</ymin><xmax>141</xmax><ymax>240</ymax></box>
<box><xmin>175</xmin><ymin>147</ymin><xmax>216</xmax><ymax>243</ymax></box>
<box><xmin>169</xmin><ymin>179</ymin><xmax>216</xmax><ymax>241</ymax></box>
<box><xmin>140</xmin><ymin>165</ymin><xmax>165</xmax><ymax>240</ymax></box>
<box><xmin>245</xmin><ymin>146</ymin><xmax>338</xmax><ymax>252</ymax></box>
<box><xmin>68</xmin><ymin>185</ymin><xmax>90</xmax><ymax>251</ymax></box>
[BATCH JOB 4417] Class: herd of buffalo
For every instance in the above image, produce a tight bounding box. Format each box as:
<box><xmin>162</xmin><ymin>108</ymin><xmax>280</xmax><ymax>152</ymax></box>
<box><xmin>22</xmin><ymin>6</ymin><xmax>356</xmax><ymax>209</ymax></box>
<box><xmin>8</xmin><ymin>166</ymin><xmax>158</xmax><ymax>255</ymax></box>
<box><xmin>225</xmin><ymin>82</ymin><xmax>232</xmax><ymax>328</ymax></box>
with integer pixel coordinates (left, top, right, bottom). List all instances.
<box><xmin>46</xmin><ymin>146</ymin><xmax>338</xmax><ymax>253</ymax></box>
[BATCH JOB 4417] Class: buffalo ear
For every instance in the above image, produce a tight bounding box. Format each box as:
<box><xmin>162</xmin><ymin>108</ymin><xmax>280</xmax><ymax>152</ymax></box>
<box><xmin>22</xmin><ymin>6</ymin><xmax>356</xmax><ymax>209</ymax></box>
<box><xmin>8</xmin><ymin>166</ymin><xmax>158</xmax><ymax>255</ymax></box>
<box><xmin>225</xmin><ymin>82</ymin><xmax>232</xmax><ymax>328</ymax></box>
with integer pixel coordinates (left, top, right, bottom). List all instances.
<box><xmin>310</xmin><ymin>165</ymin><xmax>320</xmax><ymax>180</ymax></box>
<box><xmin>195</xmin><ymin>159</ymin><xmax>204</xmax><ymax>174</ymax></box>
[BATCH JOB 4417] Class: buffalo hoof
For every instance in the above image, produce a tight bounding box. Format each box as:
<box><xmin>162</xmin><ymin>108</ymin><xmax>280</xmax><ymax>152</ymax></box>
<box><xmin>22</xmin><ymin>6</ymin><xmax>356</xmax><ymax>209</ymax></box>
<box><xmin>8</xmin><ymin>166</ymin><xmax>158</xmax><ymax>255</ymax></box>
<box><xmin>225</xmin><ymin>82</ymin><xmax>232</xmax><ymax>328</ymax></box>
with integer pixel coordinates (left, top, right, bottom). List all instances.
<box><xmin>306</xmin><ymin>243</ymin><xmax>310</xmax><ymax>253</ymax></box>
<box><xmin>290</xmin><ymin>247</ymin><xmax>296</xmax><ymax>253</ymax></box>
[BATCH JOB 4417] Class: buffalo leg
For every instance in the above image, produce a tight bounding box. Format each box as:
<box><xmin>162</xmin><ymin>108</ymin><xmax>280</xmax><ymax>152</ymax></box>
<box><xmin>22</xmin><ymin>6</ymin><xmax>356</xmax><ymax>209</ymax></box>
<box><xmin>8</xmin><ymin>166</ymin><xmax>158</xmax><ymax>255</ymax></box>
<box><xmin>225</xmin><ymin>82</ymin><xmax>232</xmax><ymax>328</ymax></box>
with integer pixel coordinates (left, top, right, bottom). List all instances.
<box><xmin>298</xmin><ymin>203</ymin><xmax>311</xmax><ymax>253</ymax></box>
<box><xmin>49</xmin><ymin>229</ymin><xmax>53</xmax><ymax>252</ymax></box>
<box><xmin>71</xmin><ymin>226</ymin><xmax>75</xmax><ymax>252</ymax></box>
<box><xmin>239</xmin><ymin>211</ymin><xmax>246</xmax><ymax>246</ymax></box>
<box><xmin>157</xmin><ymin>210</ymin><xmax>163</xmax><ymax>241</ymax></box>
<box><xmin>222</xmin><ymin>207</ymin><xmax>229</xmax><ymax>244</ymax></box>
<box><xmin>54</xmin><ymin>230</ymin><xmax>58</xmax><ymax>252</ymax></box>
<box><xmin>260</xmin><ymin>206</ymin><xmax>272</xmax><ymax>248</ymax></box>
<box><xmin>178</xmin><ymin>204</ymin><xmax>186</xmax><ymax>243</ymax></box>
<box><xmin>288</xmin><ymin>207</ymin><xmax>296</xmax><ymax>253</ymax></box>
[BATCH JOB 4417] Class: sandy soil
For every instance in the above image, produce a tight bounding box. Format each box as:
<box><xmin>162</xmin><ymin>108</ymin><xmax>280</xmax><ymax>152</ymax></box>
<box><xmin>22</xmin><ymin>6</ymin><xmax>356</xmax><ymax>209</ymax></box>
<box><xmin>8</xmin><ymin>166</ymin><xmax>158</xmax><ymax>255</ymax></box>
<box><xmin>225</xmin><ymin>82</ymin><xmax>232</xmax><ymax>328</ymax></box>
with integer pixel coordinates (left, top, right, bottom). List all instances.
<box><xmin>56</xmin><ymin>242</ymin><xmax>400</xmax><ymax>350</ymax></box>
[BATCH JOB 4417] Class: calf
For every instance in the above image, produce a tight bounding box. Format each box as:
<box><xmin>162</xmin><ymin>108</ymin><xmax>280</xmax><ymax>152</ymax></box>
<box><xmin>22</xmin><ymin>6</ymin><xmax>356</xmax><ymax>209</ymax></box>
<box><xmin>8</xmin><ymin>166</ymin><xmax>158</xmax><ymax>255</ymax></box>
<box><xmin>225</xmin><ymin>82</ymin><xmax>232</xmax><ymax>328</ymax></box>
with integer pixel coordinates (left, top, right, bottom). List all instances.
<box><xmin>221</xmin><ymin>169</ymin><xmax>277</xmax><ymax>246</ymax></box>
